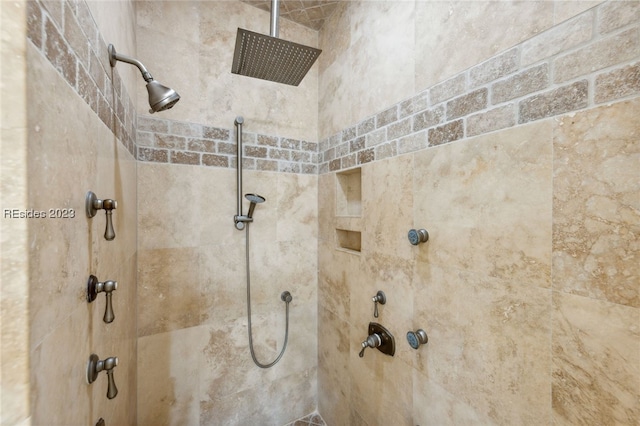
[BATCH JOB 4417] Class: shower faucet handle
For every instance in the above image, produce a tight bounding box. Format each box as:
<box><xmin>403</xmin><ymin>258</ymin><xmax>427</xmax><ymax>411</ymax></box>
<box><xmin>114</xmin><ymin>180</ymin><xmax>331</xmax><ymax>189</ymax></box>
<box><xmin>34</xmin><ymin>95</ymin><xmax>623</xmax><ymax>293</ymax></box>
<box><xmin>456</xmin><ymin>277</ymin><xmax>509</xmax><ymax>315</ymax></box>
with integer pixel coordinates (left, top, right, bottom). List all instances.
<box><xmin>87</xmin><ymin>275</ymin><xmax>118</xmax><ymax>323</ymax></box>
<box><xmin>86</xmin><ymin>191</ymin><xmax>117</xmax><ymax>241</ymax></box>
<box><xmin>371</xmin><ymin>290</ymin><xmax>386</xmax><ymax>318</ymax></box>
<box><xmin>87</xmin><ymin>354</ymin><xmax>118</xmax><ymax>399</ymax></box>
<box><xmin>359</xmin><ymin>322</ymin><xmax>396</xmax><ymax>358</ymax></box>
<box><xmin>359</xmin><ymin>333</ymin><xmax>382</xmax><ymax>358</ymax></box>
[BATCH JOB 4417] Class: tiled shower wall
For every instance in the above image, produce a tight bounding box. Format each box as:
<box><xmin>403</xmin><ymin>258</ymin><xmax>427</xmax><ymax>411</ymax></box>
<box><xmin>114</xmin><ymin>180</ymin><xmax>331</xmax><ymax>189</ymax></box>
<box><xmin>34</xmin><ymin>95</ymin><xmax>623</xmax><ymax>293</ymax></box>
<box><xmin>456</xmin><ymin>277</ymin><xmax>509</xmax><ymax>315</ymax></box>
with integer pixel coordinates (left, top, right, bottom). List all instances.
<box><xmin>134</xmin><ymin>1</ymin><xmax>319</xmax><ymax>424</ymax></box>
<box><xmin>3</xmin><ymin>1</ymin><xmax>638</xmax><ymax>425</ymax></box>
<box><xmin>2</xmin><ymin>0</ymin><xmax>138</xmax><ymax>424</ymax></box>
<box><xmin>317</xmin><ymin>1</ymin><xmax>639</xmax><ymax>425</ymax></box>
<box><xmin>318</xmin><ymin>1</ymin><xmax>640</xmax><ymax>172</ymax></box>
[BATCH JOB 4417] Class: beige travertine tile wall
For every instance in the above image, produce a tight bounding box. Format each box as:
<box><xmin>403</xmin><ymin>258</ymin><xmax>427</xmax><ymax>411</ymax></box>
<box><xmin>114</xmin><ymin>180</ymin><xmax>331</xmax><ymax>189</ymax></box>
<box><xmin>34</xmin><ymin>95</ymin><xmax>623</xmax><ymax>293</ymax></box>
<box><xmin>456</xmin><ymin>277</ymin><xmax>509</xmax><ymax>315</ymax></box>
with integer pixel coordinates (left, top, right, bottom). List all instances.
<box><xmin>135</xmin><ymin>1</ymin><xmax>320</xmax><ymax>424</ymax></box>
<box><xmin>136</xmin><ymin>164</ymin><xmax>318</xmax><ymax>425</ymax></box>
<box><xmin>4</xmin><ymin>1</ymin><xmax>638</xmax><ymax>425</ymax></box>
<box><xmin>318</xmin><ymin>1</ymin><xmax>639</xmax><ymax>425</ymax></box>
<box><xmin>1</xmin><ymin>0</ymin><xmax>138</xmax><ymax>424</ymax></box>
<box><xmin>319</xmin><ymin>0</ymin><xmax>604</xmax><ymax>140</ymax></box>
<box><xmin>1</xmin><ymin>1</ymin><xmax>29</xmax><ymax>424</ymax></box>
<box><xmin>135</xmin><ymin>0</ymin><xmax>318</xmax><ymax>141</ymax></box>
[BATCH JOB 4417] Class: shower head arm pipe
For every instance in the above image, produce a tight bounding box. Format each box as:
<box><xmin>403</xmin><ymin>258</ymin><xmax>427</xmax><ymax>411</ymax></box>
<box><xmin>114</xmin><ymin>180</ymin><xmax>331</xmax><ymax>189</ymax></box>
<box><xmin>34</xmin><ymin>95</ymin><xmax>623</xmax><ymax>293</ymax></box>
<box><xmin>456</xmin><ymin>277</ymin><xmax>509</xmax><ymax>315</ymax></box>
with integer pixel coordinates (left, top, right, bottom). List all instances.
<box><xmin>270</xmin><ymin>0</ymin><xmax>280</xmax><ymax>38</ymax></box>
<box><xmin>108</xmin><ymin>44</ymin><xmax>180</xmax><ymax>114</ymax></box>
<box><xmin>108</xmin><ymin>44</ymin><xmax>153</xmax><ymax>82</ymax></box>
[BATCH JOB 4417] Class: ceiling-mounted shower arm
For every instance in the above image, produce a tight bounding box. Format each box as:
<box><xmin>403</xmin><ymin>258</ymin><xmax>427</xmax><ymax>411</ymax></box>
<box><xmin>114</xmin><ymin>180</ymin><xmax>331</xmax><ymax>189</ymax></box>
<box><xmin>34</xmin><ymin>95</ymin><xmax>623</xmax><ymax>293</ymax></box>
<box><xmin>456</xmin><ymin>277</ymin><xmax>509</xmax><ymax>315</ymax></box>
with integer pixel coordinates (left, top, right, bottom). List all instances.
<box><xmin>108</xmin><ymin>44</ymin><xmax>153</xmax><ymax>82</ymax></box>
<box><xmin>270</xmin><ymin>0</ymin><xmax>280</xmax><ymax>38</ymax></box>
<box><xmin>230</xmin><ymin>0</ymin><xmax>321</xmax><ymax>86</ymax></box>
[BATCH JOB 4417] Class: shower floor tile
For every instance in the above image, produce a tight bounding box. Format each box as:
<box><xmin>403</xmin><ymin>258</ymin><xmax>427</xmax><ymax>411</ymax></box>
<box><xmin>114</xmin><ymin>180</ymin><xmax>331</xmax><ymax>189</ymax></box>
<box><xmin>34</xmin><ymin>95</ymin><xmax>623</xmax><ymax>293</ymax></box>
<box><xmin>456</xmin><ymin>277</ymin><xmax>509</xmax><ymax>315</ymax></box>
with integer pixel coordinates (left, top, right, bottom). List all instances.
<box><xmin>286</xmin><ymin>412</ymin><xmax>326</xmax><ymax>426</ymax></box>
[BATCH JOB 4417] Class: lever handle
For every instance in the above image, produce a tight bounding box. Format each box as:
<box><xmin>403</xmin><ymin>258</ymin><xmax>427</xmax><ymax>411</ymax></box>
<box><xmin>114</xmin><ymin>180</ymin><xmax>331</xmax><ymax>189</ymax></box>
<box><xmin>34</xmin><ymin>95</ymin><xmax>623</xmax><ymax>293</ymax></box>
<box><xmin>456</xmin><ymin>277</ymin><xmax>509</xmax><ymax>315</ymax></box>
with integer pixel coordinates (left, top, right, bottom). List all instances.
<box><xmin>104</xmin><ymin>291</ymin><xmax>115</xmax><ymax>323</ymax></box>
<box><xmin>359</xmin><ymin>333</ymin><xmax>382</xmax><ymax>358</ymax></box>
<box><xmin>87</xmin><ymin>275</ymin><xmax>118</xmax><ymax>323</ymax></box>
<box><xmin>371</xmin><ymin>290</ymin><xmax>386</xmax><ymax>318</ymax></box>
<box><xmin>87</xmin><ymin>354</ymin><xmax>119</xmax><ymax>399</ymax></box>
<box><xmin>106</xmin><ymin>368</ymin><xmax>118</xmax><ymax>400</ymax></box>
<box><xmin>103</xmin><ymin>206</ymin><xmax>115</xmax><ymax>241</ymax></box>
<box><xmin>86</xmin><ymin>191</ymin><xmax>117</xmax><ymax>241</ymax></box>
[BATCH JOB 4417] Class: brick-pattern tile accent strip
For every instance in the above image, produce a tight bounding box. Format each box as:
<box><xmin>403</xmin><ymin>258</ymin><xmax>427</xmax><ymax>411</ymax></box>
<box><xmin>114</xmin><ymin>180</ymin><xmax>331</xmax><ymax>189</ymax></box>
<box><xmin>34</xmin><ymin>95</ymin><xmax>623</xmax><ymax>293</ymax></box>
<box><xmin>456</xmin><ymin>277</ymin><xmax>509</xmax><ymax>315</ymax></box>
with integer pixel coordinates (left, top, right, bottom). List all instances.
<box><xmin>318</xmin><ymin>2</ymin><xmax>639</xmax><ymax>174</ymax></box>
<box><xmin>29</xmin><ymin>0</ymin><xmax>640</xmax><ymax>176</ymax></box>
<box><xmin>519</xmin><ymin>80</ymin><xmax>588</xmax><ymax>124</ymax></box>
<box><xmin>135</xmin><ymin>116</ymin><xmax>320</xmax><ymax>174</ymax></box>
<box><xmin>28</xmin><ymin>0</ymin><xmax>137</xmax><ymax>157</ymax></box>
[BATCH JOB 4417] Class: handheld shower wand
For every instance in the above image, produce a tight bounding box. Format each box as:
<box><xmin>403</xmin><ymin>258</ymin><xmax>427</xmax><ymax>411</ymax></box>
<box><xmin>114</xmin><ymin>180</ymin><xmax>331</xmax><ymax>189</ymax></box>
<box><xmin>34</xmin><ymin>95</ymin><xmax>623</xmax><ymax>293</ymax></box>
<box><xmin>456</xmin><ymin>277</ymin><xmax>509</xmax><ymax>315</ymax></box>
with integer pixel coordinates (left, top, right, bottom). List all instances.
<box><xmin>233</xmin><ymin>117</ymin><xmax>292</xmax><ymax>369</ymax></box>
<box><xmin>235</xmin><ymin>193</ymin><xmax>266</xmax><ymax>229</ymax></box>
<box><xmin>246</xmin><ymin>194</ymin><xmax>266</xmax><ymax>219</ymax></box>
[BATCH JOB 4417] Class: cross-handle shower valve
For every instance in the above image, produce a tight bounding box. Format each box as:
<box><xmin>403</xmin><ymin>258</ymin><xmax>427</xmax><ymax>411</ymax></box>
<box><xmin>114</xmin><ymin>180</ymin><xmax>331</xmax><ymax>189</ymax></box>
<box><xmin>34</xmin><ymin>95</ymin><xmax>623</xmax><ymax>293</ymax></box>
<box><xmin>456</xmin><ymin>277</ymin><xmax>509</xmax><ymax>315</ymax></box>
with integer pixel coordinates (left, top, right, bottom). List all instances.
<box><xmin>86</xmin><ymin>191</ymin><xmax>117</xmax><ymax>241</ymax></box>
<box><xmin>87</xmin><ymin>275</ymin><xmax>117</xmax><ymax>323</ymax></box>
<box><xmin>87</xmin><ymin>354</ymin><xmax>118</xmax><ymax>400</ymax></box>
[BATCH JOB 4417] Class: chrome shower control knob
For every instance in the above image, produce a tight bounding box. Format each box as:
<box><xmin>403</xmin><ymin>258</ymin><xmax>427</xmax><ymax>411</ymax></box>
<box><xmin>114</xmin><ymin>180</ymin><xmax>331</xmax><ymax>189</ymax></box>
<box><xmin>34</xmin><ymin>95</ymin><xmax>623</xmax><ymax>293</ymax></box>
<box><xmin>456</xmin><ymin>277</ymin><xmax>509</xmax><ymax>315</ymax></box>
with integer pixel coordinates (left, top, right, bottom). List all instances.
<box><xmin>87</xmin><ymin>275</ymin><xmax>118</xmax><ymax>323</ymax></box>
<box><xmin>407</xmin><ymin>329</ymin><xmax>428</xmax><ymax>349</ymax></box>
<box><xmin>86</xmin><ymin>191</ymin><xmax>117</xmax><ymax>241</ymax></box>
<box><xmin>359</xmin><ymin>322</ymin><xmax>396</xmax><ymax>358</ymax></box>
<box><xmin>371</xmin><ymin>290</ymin><xmax>386</xmax><ymax>318</ymax></box>
<box><xmin>408</xmin><ymin>229</ymin><xmax>429</xmax><ymax>245</ymax></box>
<box><xmin>87</xmin><ymin>354</ymin><xmax>119</xmax><ymax>399</ymax></box>
<box><xmin>359</xmin><ymin>333</ymin><xmax>382</xmax><ymax>358</ymax></box>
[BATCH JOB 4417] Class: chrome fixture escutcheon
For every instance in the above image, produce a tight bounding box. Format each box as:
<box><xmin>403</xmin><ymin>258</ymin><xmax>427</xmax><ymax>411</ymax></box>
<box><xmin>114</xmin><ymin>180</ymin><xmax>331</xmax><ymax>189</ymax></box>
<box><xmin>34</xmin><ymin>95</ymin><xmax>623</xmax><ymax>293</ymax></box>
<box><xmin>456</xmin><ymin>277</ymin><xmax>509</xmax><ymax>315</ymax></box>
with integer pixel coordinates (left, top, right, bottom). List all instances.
<box><xmin>359</xmin><ymin>322</ymin><xmax>395</xmax><ymax>358</ymax></box>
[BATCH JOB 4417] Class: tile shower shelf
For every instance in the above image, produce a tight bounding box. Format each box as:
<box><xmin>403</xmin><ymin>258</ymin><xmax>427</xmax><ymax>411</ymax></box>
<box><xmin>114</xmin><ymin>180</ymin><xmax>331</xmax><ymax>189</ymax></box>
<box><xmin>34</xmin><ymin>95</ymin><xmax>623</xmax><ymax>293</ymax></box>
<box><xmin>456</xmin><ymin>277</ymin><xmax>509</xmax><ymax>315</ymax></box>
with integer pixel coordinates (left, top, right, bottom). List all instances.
<box><xmin>336</xmin><ymin>229</ymin><xmax>361</xmax><ymax>253</ymax></box>
<box><xmin>335</xmin><ymin>217</ymin><xmax>361</xmax><ymax>252</ymax></box>
<box><xmin>336</xmin><ymin>168</ymin><xmax>361</xmax><ymax>217</ymax></box>
<box><xmin>335</xmin><ymin>216</ymin><xmax>362</xmax><ymax>232</ymax></box>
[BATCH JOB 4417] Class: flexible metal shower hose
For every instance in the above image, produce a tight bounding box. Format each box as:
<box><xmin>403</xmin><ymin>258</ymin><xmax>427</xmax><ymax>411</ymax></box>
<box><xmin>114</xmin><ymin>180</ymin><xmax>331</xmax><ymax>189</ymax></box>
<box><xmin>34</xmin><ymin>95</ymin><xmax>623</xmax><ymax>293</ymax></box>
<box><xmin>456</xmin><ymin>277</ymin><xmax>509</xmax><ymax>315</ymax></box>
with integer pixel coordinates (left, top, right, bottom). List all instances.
<box><xmin>245</xmin><ymin>224</ymin><xmax>290</xmax><ymax>368</ymax></box>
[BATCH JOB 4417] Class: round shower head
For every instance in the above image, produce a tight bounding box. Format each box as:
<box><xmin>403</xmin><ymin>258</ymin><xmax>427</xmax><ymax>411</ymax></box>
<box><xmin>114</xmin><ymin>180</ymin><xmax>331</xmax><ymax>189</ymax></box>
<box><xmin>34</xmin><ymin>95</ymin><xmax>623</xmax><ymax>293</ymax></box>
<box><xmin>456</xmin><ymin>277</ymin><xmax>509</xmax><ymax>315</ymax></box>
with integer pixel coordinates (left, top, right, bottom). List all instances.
<box><xmin>245</xmin><ymin>194</ymin><xmax>265</xmax><ymax>204</ymax></box>
<box><xmin>108</xmin><ymin>44</ymin><xmax>180</xmax><ymax>114</ymax></box>
<box><xmin>146</xmin><ymin>80</ymin><xmax>180</xmax><ymax>114</ymax></box>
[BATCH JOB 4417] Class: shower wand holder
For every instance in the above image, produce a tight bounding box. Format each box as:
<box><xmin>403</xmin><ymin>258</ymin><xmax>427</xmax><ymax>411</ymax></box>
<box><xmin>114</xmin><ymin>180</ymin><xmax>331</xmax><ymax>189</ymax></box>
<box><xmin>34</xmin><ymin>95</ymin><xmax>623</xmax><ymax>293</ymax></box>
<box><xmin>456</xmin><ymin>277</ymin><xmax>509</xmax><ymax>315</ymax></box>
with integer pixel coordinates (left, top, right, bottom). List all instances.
<box><xmin>234</xmin><ymin>214</ymin><xmax>253</xmax><ymax>230</ymax></box>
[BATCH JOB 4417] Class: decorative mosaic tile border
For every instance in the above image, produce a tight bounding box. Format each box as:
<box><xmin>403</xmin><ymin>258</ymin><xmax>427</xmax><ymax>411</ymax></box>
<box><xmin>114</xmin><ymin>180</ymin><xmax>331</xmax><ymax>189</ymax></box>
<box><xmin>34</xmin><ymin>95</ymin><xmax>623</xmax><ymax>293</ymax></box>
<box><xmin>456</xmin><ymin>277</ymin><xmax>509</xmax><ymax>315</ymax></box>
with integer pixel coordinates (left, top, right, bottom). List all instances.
<box><xmin>318</xmin><ymin>1</ymin><xmax>640</xmax><ymax>174</ymax></box>
<box><xmin>27</xmin><ymin>0</ymin><xmax>137</xmax><ymax>157</ymax></box>
<box><xmin>136</xmin><ymin>116</ymin><xmax>320</xmax><ymax>174</ymax></box>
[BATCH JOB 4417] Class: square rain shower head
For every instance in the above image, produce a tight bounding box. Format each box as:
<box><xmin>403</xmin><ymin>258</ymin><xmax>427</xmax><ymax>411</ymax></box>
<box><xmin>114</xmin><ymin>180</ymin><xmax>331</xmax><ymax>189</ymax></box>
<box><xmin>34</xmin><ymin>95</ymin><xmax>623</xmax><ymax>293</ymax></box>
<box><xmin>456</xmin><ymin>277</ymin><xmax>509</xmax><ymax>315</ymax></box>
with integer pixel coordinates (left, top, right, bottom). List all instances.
<box><xmin>231</xmin><ymin>28</ymin><xmax>322</xmax><ymax>86</ymax></box>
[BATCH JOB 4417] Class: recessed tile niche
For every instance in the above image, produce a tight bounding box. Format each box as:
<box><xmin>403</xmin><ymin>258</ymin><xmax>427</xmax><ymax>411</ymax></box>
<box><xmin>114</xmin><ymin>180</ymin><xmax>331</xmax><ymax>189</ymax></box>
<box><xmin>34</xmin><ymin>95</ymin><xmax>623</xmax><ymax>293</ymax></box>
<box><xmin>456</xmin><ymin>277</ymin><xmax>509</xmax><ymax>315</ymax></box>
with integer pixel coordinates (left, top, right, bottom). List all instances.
<box><xmin>335</xmin><ymin>168</ymin><xmax>362</xmax><ymax>253</ymax></box>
